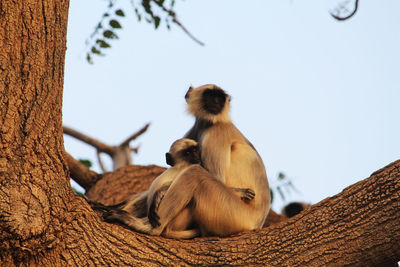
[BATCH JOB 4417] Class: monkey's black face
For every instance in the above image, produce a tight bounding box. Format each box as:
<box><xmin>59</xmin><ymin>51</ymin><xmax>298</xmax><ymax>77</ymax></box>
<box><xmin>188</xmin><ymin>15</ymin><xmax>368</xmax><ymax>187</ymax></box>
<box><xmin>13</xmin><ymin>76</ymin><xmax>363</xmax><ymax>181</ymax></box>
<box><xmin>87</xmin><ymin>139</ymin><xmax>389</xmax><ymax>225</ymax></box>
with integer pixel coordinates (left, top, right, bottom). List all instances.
<box><xmin>181</xmin><ymin>145</ymin><xmax>201</xmax><ymax>164</ymax></box>
<box><xmin>202</xmin><ymin>89</ymin><xmax>227</xmax><ymax>115</ymax></box>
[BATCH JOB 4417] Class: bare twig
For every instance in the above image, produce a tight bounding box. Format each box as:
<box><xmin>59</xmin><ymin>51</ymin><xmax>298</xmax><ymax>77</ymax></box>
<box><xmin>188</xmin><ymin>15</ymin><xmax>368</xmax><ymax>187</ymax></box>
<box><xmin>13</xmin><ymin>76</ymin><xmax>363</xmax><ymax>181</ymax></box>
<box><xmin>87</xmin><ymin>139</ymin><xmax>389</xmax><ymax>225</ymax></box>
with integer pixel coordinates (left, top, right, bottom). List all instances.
<box><xmin>154</xmin><ymin>0</ymin><xmax>205</xmax><ymax>46</ymax></box>
<box><xmin>96</xmin><ymin>150</ymin><xmax>108</xmax><ymax>173</ymax></box>
<box><xmin>331</xmin><ymin>0</ymin><xmax>359</xmax><ymax>21</ymax></box>
<box><xmin>121</xmin><ymin>123</ymin><xmax>150</xmax><ymax>147</ymax></box>
<box><xmin>130</xmin><ymin>146</ymin><xmax>140</xmax><ymax>154</ymax></box>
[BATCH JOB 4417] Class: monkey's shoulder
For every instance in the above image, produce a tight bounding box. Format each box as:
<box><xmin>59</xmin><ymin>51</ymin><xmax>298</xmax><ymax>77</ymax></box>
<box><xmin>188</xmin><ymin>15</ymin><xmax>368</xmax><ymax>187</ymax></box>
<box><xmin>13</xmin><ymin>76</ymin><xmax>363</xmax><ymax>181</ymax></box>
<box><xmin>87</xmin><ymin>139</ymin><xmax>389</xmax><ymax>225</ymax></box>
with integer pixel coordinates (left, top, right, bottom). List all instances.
<box><xmin>150</xmin><ymin>167</ymin><xmax>187</xmax><ymax>190</ymax></box>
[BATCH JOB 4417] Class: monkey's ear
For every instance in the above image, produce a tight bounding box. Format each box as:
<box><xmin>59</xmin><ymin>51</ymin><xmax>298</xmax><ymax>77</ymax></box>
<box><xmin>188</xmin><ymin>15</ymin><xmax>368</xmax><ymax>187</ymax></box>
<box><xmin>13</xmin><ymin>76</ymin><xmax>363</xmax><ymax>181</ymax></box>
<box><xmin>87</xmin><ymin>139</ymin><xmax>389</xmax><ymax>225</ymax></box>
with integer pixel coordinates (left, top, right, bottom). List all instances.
<box><xmin>165</xmin><ymin>153</ymin><xmax>175</xmax><ymax>166</ymax></box>
<box><xmin>185</xmin><ymin>86</ymin><xmax>193</xmax><ymax>100</ymax></box>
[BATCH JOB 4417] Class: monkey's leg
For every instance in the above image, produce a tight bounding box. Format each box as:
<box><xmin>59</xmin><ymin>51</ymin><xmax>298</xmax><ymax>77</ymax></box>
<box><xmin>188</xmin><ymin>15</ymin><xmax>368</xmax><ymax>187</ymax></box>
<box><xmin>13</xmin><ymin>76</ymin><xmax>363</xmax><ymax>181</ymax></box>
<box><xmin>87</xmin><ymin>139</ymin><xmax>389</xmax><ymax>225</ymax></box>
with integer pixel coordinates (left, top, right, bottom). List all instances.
<box><xmin>149</xmin><ymin>168</ymin><xmax>202</xmax><ymax>236</ymax></box>
<box><xmin>153</xmin><ymin>166</ymin><xmax>259</xmax><ymax>237</ymax></box>
<box><xmin>121</xmin><ymin>190</ymin><xmax>149</xmax><ymax>218</ymax></box>
<box><xmin>148</xmin><ymin>186</ymin><xmax>169</xmax><ymax>227</ymax></box>
<box><xmin>193</xmin><ymin>182</ymin><xmax>260</xmax><ymax>236</ymax></box>
<box><xmin>162</xmin><ymin>228</ymin><xmax>200</xmax><ymax>239</ymax></box>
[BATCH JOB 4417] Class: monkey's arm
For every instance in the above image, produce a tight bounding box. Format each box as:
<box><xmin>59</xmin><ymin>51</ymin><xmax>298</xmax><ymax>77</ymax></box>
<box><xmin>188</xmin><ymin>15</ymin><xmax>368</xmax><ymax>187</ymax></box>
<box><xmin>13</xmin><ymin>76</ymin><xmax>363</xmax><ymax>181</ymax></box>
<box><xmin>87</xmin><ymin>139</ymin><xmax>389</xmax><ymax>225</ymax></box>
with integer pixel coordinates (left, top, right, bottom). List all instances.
<box><xmin>231</xmin><ymin>188</ymin><xmax>255</xmax><ymax>203</ymax></box>
<box><xmin>201</xmin><ymin>133</ymin><xmax>231</xmax><ymax>183</ymax></box>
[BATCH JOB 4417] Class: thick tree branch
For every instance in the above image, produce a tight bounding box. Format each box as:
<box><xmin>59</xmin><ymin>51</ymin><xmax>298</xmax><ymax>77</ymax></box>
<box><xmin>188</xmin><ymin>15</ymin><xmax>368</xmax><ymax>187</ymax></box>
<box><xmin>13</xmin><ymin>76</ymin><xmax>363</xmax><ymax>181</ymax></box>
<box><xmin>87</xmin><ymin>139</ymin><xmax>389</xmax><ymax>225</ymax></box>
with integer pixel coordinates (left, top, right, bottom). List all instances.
<box><xmin>63</xmin><ymin>126</ymin><xmax>116</xmax><ymax>155</ymax></box>
<box><xmin>81</xmin><ymin>161</ymin><xmax>400</xmax><ymax>266</ymax></box>
<box><xmin>65</xmin><ymin>153</ymin><xmax>101</xmax><ymax>191</ymax></box>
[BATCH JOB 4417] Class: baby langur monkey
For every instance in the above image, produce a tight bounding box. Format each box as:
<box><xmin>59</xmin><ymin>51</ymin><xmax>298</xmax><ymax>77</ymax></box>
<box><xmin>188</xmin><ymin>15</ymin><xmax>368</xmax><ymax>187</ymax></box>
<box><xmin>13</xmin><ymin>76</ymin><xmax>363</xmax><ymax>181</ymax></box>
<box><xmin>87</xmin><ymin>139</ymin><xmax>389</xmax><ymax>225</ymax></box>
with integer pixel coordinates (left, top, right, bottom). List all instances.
<box><xmin>103</xmin><ymin>138</ymin><xmax>255</xmax><ymax>239</ymax></box>
<box><xmin>150</xmin><ymin>84</ymin><xmax>270</xmax><ymax>237</ymax></box>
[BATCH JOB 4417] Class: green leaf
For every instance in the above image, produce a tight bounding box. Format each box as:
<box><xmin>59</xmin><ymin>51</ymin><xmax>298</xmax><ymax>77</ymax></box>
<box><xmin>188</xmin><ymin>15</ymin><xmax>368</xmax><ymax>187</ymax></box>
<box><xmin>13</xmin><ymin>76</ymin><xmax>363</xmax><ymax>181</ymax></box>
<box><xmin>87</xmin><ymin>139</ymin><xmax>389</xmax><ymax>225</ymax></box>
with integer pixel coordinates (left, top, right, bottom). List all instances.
<box><xmin>73</xmin><ymin>187</ymin><xmax>84</xmax><ymax>195</ymax></box>
<box><xmin>91</xmin><ymin>46</ymin><xmax>102</xmax><ymax>55</ymax></box>
<box><xmin>86</xmin><ymin>53</ymin><xmax>93</xmax><ymax>64</ymax></box>
<box><xmin>109</xmin><ymin>19</ymin><xmax>122</xmax><ymax>29</ymax></box>
<box><xmin>278</xmin><ymin>172</ymin><xmax>286</xmax><ymax>180</ymax></box>
<box><xmin>276</xmin><ymin>186</ymin><xmax>285</xmax><ymax>201</ymax></box>
<box><xmin>103</xmin><ymin>30</ymin><xmax>119</xmax><ymax>39</ymax></box>
<box><xmin>287</xmin><ymin>181</ymin><xmax>300</xmax><ymax>194</ymax></box>
<box><xmin>115</xmin><ymin>9</ymin><xmax>125</xmax><ymax>17</ymax></box>
<box><xmin>270</xmin><ymin>189</ymin><xmax>274</xmax><ymax>203</ymax></box>
<box><xmin>154</xmin><ymin>16</ymin><xmax>161</xmax><ymax>29</ymax></box>
<box><xmin>79</xmin><ymin>159</ymin><xmax>93</xmax><ymax>168</ymax></box>
<box><xmin>96</xmin><ymin>39</ymin><xmax>111</xmax><ymax>48</ymax></box>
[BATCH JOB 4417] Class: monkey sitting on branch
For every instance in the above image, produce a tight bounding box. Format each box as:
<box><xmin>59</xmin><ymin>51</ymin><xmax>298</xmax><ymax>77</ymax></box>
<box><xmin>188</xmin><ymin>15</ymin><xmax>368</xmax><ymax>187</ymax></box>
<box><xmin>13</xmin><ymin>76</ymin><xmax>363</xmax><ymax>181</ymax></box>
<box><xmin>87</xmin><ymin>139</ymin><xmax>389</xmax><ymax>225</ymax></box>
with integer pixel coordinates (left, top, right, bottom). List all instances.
<box><xmin>100</xmin><ymin>138</ymin><xmax>255</xmax><ymax>239</ymax></box>
<box><xmin>150</xmin><ymin>84</ymin><xmax>271</xmax><ymax>237</ymax></box>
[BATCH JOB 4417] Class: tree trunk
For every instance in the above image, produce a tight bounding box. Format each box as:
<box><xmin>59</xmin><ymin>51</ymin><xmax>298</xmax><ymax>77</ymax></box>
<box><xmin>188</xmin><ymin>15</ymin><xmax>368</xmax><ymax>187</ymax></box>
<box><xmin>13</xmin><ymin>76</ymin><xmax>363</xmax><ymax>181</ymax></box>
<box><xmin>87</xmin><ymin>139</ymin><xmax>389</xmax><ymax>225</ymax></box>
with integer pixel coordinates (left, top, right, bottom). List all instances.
<box><xmin>0</xmin><ymin>0</ymin><xmax>72</xmax><ymax>262</ymax></box>
<box><xmin>0</xmin><ymin>1</ymin><xmax>399</xmax><ymax>266</ymax></box>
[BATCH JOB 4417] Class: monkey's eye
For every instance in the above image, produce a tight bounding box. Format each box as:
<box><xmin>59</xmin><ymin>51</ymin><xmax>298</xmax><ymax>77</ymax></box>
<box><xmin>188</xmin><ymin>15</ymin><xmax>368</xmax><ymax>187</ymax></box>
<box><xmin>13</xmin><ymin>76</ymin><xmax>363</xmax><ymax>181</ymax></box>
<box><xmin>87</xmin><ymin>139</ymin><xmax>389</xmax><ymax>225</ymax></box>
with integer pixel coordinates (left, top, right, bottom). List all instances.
<box><xmin>183</xmin><ymin>146</ymin><xmax>199</xmax><ymax>157</ymax></box>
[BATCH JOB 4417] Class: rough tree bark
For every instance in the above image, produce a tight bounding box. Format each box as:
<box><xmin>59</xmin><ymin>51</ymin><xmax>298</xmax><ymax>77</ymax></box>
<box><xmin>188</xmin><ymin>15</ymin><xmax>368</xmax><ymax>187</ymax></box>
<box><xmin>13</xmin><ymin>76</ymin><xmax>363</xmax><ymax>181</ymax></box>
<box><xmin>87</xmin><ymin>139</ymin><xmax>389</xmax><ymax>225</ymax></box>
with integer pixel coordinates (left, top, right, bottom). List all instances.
<box><xmin>0</xmin><ymin>1</ymin><xmax>399</xmax><ymax>266</ymax></box>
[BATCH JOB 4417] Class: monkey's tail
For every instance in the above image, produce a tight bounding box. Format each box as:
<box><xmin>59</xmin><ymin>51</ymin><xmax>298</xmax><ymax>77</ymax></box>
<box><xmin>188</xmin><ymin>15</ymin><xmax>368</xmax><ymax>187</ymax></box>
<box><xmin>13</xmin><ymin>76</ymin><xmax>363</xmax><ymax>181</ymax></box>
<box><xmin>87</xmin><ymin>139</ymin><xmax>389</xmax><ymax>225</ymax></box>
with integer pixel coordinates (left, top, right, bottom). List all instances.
<box><xmin>103</xmin><ymin>209</ymin><xmax>152</xmax><ymax>234</ymax></box>
<box><xmin>83</xmin><ymin>195</ymin><xmax>126</xmax><ymax>213</ymax></box>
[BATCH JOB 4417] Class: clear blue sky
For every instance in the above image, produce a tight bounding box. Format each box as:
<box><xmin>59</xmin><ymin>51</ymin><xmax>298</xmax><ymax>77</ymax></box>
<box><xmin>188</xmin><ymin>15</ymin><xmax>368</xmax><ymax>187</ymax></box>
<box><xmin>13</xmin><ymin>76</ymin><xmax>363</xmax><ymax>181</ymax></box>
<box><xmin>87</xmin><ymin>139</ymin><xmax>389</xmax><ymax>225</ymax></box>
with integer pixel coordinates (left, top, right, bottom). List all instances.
<box><xmin>63</xmin><ymin>0</ymin><xmax>400</xmax><ymax>211</ymax></box>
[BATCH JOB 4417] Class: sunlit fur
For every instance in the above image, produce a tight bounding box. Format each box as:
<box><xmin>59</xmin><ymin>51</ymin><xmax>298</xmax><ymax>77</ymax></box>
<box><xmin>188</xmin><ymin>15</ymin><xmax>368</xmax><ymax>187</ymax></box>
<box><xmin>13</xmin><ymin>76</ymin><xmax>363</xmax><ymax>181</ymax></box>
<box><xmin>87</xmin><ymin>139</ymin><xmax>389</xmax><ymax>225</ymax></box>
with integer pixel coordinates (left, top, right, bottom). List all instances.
<box><xmin>104</xmin><ymin>138</ymin><xmax>201</xmax><ymax>239</ymax></box>
<box><xmin>152</xmin><ymin>84</ymin><xmax>270</xmax><ymax>237</ymax></box>
<box><xmin>152</xmin><ymin>165</ymin><xmax>259</xmax><ymax>237</ymax></box>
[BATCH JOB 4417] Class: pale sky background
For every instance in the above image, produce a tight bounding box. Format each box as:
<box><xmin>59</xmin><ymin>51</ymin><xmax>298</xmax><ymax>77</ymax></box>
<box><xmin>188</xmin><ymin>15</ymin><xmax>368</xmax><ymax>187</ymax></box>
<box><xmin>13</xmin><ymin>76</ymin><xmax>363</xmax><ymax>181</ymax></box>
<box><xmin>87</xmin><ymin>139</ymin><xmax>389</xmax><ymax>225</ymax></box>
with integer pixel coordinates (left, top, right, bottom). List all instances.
<box><xmin>63</xmin><ymin>0</ymin><xmax>400</xmax><ymax>211</ymax></box>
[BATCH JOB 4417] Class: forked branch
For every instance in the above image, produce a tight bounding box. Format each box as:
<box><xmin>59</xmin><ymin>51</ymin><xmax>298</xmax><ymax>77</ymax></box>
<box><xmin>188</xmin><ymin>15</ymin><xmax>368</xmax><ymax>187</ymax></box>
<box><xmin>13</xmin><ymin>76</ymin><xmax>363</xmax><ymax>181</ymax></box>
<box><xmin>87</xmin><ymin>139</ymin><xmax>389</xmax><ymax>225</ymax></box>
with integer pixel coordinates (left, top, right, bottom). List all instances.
<box><xmin>63</xmin><ymin>123</ymin><xmax>150</xmax><ymax>173</ymax></box>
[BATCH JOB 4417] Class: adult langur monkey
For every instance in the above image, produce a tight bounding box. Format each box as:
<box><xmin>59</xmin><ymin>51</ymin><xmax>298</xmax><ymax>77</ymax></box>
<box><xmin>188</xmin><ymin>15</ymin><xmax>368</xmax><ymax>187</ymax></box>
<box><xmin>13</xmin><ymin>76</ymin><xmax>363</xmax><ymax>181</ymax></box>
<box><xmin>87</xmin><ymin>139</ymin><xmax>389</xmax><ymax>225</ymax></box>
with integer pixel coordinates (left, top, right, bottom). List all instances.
<box><xmin>102</xmin><ymin>138</ymin><xmax>255</xmax><ymax>239</ymax></box>
<box><xmin>150</xmin><ymin>84</ymin><xmax>270</xmax><ymax>237</ymax></box>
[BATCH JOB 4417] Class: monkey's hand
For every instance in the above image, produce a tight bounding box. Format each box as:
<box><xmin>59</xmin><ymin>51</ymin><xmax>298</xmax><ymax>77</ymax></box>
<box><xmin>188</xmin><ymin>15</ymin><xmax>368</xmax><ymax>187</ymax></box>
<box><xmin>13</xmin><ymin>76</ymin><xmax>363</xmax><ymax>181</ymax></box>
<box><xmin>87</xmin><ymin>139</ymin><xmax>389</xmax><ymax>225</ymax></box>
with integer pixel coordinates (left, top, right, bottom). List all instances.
<box><xmin>231</xmin><ymin>188</ymin><xmax>255</xmax><ymax>203</ymax></box>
